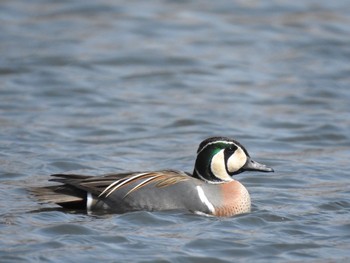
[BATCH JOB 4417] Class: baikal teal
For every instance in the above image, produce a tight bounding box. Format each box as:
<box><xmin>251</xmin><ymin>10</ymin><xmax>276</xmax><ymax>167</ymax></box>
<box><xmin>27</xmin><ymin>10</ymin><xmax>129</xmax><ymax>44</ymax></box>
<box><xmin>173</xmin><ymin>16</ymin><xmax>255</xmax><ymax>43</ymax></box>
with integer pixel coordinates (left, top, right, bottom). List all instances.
<box><xmin>31</xmin><ymin>137</ymin><xmax>274</xmax><ymax>217</ymax></box>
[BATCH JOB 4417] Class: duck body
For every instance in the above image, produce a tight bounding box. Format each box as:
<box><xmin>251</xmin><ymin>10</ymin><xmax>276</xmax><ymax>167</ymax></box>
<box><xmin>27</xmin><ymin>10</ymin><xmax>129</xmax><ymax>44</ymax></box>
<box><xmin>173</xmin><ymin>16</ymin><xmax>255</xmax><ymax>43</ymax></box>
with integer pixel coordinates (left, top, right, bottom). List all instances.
<box><xmin>32</xmin><ymin>137</ymin><xmax>273</xmax><ymax>217</ymax></box>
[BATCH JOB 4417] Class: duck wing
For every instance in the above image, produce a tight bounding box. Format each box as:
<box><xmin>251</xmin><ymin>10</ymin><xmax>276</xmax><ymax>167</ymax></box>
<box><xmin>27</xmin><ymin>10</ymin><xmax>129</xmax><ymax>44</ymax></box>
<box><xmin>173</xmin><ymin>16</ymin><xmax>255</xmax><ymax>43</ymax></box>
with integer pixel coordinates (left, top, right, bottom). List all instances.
<box><xmin>30</xmin><ymin>170</ymin><xmax>190</xmax><ymax>210</ymax></box>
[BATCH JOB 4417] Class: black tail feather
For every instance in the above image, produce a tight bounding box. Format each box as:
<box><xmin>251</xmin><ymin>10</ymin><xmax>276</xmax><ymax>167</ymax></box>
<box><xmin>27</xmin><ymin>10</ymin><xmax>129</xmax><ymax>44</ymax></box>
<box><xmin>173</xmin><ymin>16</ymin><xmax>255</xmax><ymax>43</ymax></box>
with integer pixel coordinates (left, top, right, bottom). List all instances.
<box><xmin>30</xmin><ymin>184</ymin><xmax>87</xmax><ymax>210</ymax></box>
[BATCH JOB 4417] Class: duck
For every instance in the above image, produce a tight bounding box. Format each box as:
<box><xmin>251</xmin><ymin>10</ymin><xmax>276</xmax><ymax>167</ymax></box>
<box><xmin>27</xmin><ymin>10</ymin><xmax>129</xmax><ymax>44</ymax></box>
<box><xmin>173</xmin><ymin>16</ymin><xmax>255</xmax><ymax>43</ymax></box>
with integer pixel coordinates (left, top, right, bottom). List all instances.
<box><xmin>31</xmin><ymin>137</ymin><xmax>274</xmax><ymax>217</ymax></box>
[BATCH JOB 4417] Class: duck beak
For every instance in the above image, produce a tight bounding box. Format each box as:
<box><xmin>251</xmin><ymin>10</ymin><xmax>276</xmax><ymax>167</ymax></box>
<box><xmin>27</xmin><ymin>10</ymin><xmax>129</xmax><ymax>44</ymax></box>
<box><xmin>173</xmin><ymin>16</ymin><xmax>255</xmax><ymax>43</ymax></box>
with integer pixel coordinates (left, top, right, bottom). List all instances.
<box><xmin>243</xmin><ymin>157</ymin><xmax>274</xmax><ymax>172</ymax></box>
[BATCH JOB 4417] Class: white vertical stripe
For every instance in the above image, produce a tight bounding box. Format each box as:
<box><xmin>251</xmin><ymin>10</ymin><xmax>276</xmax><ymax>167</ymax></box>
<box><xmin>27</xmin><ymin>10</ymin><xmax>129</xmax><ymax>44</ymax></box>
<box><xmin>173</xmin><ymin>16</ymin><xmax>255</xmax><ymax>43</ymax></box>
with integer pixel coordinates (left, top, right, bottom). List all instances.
<box><xmin>86</xmin><ymin>192</ymin><xmax>93</xmax><ymax>212</ymax></box>
<box><xmin>196</xmin><ymin>186</ymin><xmax>215</xmax><ymax>214</ymax></box>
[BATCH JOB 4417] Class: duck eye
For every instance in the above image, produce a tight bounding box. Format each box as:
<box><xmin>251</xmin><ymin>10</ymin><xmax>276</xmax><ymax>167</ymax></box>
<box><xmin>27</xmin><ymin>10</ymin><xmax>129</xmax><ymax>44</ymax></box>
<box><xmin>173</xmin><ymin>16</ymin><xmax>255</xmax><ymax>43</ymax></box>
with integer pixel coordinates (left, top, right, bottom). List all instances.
<box><xmin>226</xmin><ymin>146</ymin><xmax>236</xmax><ymax>154</ymax></box>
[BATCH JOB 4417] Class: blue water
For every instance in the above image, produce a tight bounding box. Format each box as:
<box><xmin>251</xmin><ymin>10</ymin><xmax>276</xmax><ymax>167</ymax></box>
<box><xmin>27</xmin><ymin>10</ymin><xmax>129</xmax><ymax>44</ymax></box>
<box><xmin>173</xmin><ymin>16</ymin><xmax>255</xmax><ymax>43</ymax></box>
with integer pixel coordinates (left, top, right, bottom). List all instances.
<box><xmin>1</xmin><ymin>0</ymin><xmax>350</xmax><ymax>262</ymax></box>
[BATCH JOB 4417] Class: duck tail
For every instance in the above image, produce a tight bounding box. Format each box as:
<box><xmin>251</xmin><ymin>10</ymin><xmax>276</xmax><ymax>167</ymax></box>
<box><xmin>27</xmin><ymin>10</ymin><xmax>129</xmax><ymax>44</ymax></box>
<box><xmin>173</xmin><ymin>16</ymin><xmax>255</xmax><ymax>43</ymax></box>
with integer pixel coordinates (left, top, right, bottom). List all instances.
<box><xmin>29</xmin><ymin>184</ymin><xmax>87</xmax><ymax>210</ymax></box>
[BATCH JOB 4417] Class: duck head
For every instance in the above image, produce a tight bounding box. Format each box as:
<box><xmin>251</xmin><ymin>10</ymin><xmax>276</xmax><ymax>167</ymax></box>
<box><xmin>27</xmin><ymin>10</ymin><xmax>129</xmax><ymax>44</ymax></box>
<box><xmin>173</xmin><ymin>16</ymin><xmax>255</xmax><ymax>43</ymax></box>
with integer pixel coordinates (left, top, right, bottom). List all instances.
<box><xmin>193</xmin><ymin>137</ymin><xmax>274</xmax><ymax>183</ymax></box>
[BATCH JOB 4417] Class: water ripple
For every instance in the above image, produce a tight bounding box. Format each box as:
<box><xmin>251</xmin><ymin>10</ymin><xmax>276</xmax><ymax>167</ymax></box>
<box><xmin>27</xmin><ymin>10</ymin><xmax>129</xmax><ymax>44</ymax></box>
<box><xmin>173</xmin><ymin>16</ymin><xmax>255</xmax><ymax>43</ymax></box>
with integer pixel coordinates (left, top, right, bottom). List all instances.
<box><xmin>1</xmin><ymin>0</ymin><xmax>350</xmax><ymax>262</ymax></box>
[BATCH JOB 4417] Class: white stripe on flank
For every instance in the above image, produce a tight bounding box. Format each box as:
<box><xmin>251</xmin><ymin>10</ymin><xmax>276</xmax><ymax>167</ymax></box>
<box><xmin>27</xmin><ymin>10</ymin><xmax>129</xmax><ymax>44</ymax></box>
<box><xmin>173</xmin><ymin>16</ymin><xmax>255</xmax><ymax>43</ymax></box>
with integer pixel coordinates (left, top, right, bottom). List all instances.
<box><xmin>194</xmin><ymin>211</ymin><xmax>214</xmax><ymax>217</ymax></box>
<box><xmin>86</xmin><ymin>192</ymin><xmax>93</xmax><ymax>212</ymax></box>
<box><xmin>196</xmin><ymin>186</ymin><xmax>215</xmax><ymax>214</ymax></box>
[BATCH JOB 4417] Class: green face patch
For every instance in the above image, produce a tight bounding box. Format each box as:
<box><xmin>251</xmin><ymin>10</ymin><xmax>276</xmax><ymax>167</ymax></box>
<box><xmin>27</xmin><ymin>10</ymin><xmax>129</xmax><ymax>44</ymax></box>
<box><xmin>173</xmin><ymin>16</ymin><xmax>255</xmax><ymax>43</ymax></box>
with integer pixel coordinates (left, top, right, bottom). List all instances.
<box><xmin>194</xmin><ymin>142</ymin><xmax>236</xmax><ymax>182</ymax></box>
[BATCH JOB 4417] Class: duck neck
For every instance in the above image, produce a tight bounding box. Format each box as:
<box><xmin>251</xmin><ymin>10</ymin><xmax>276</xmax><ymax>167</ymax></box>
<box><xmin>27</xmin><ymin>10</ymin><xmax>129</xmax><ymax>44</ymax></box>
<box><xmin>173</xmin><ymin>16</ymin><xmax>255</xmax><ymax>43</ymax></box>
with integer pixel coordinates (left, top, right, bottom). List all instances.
<box><xmin>192</xmin><ymin>168</ymin><xmax>232</xmax><ymax>184</ymax></box>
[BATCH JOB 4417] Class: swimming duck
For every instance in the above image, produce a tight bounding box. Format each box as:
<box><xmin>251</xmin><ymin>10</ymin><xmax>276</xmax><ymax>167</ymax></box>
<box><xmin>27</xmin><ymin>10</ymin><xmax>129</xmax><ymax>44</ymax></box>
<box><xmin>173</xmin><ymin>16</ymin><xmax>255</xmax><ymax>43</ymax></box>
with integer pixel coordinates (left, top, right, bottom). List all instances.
<box><xmin>32</xmin><ymin>137</ymin><xmax>273</xmax><ymax>217</ymax></box>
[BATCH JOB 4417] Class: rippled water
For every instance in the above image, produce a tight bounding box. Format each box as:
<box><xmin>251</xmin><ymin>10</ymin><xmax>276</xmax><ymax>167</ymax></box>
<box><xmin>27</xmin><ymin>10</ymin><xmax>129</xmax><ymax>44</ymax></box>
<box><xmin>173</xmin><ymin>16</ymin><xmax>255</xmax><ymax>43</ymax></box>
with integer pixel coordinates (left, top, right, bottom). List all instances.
<box><xmin>1</xmin><ymin>0</ymin><xmax>350</xmax><ymax>262</ymax></box>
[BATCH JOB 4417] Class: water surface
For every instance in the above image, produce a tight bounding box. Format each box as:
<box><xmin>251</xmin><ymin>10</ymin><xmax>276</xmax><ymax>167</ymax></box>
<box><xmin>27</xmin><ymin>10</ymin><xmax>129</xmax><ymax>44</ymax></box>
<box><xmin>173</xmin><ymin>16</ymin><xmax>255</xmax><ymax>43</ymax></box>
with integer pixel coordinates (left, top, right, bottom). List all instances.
<box><xmin>1</xmin><ymin>0</ymin><xmax>350</xmax><ymax>262</ymax></box>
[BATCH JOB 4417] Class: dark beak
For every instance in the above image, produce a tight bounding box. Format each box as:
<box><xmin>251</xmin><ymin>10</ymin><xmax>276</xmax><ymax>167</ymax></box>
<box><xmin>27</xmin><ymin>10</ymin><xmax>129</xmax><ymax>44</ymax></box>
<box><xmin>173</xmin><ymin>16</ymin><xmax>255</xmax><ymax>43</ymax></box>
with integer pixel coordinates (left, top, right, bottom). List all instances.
<box><xmin>242</xmin><ymin>157</ymin><xmax>274</xmax><ymax>172</ymax></box>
